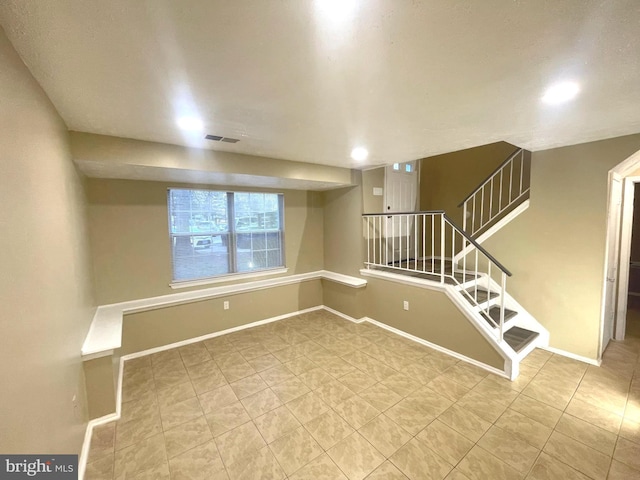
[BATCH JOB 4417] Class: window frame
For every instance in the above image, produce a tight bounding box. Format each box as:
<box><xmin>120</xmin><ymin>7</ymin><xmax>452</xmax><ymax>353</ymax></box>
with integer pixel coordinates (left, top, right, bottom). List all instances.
<box><xmin>167</xmin><ymin>188</ymin><xmax>286</xmax><ymax>286</ymax></box>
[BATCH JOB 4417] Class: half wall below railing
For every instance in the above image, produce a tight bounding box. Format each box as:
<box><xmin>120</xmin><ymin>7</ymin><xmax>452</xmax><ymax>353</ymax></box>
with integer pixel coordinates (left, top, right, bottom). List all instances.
<box><xmin>362</xmin><ymin>211</ymin><xmax>512</xmax><ymax>340</ymax></box>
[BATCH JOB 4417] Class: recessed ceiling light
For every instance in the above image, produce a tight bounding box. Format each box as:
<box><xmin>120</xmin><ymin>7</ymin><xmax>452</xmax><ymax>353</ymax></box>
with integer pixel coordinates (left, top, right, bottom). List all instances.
<box><xmin>351</xmin><ymin>147</ymin><xmax>369</xmax><ymax>161</ymax></box>
<box><xmin>542</xmin><ymin>81</ymin><xmax>580</xmax><ymax>105</ymax></box>
<box><xmin>176</xmin><ymin>116</ymin><xmax>204</xmax><ymax>131</ymax></box>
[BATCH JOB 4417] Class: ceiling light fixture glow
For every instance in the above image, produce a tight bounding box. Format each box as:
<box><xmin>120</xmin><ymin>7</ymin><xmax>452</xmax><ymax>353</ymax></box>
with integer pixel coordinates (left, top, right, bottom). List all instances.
<box><xmin>176</xmin><ymin>116</ymin><xmax>204</xmax><ymax>132</ymax></box>
<box><xmin>542</xmin><ymin>81</ymin><xmax>580</xmax><ymax>105</ymax></box>
<box><xmin>351</xmin><ymin>147</ymin><xmax>369</xmax><ymax>161</ymax></box>
<box><xmin>315</xmin><ymin>0</ymin><xmax>358</xmax><ymax>21</ymax></box>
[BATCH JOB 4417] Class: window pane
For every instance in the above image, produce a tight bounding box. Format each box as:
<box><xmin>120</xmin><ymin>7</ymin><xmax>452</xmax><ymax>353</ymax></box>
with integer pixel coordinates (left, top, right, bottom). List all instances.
<box><xmin>266</xmin><ymin>232</ymin><xmax>280</xmax><ymax>249</ymax></box>
<box><xmin>168</xmin><ymin>188</ymin><xmax>283</xmax><ymax>282</ymax></box>
<box><xmin>234</xmin><ymin>192</ymin><xmax>280</xmax><ymax>231</ymax></box>
<box><xmin>169</xmin><ymin>189</ymin><xmax>228</xmax><ymax>235</ymax></box>
<box><xmin>171</xmin><ymin>234</ymin><xmax>230</xmax><ymax>281</ymax></box>
<box><xmin>234</xmin><ymin>193</ymin><xmax>283</xmax><ymax>273</ymax></box>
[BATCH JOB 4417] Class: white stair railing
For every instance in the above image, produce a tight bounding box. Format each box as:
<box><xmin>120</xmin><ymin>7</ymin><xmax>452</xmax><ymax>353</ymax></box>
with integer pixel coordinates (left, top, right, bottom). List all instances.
<box><xmin>363</xmin><ymin>211</ymin><xmax>512</xmax><ymax>342</ymax></box>
<box><xmin>459</xmin><ymin>148</ymin><xmax>529</xmax><ymax>237</ymax></box>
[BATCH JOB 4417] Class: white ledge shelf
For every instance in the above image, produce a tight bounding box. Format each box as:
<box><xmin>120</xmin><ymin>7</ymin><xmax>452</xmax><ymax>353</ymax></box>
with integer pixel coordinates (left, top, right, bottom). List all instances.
<box><xmin>82</xmin><ymin>270</ymin><xmax>366</xmax><ymax>359</ymax></box>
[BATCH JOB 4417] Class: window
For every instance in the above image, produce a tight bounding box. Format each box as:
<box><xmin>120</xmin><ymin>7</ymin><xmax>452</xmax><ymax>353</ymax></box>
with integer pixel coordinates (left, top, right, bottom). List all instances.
<box><xmin>168</xmin><ymin>189</ymin><xmax>284</xmax><ymax>283</ymax></box>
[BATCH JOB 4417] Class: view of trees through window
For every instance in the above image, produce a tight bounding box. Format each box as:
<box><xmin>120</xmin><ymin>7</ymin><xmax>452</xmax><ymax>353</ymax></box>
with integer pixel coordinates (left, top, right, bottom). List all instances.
<box><xmin>168</xmin><ymin>189</ymin><xmax>284</xmax><ymax>282</ymax></box>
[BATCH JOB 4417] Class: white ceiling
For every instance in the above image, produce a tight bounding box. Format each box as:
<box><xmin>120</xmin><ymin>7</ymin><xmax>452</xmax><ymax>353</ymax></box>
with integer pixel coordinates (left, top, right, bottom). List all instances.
<box><xmin>1</xmin><ymin>0</ymin><xmax>639</xmax><ymax>169</ymax></box>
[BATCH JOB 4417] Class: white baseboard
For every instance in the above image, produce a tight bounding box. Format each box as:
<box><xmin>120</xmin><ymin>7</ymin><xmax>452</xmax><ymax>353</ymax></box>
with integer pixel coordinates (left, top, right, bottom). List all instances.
<box><xmin>539</xmin><ymin>345</ymin><xmax>601</xmax><ymax>366</ymax></box>
<box><xmin>80</xmin><ymin>303</ymin><xmax>519</xmax><ymax>477</ymax></box>
<box><xmin>362</xmin><ymin>317</ymin><xmax>509</xmax><ymax>379</ymax></box>
<box><xmin>78</xmin><ymin>412</ymin><xmax>119</xmax><ymax>480</ymax></box>
<box><xmin>120</xmin><ymin>306</ymin><xmax>325</xmax><ymax>362</ymax></box>
<box><xmin>83</xmin><ymin>270</ymin><xmax>366</xmax><ymax>358</ymax></box>
<box><xmin>80</xmin><ymin>304</ymin><xmax>326</xmax><ymax>479</ymax></box>
<box><xmin>322</xmin><ymin>306</ymin><xmax>365</xmax><ymax>324</ymax></box>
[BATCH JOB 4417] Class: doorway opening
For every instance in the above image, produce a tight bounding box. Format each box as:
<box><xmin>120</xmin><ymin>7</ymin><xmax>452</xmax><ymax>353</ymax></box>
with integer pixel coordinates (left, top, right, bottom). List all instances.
<box><xmin>601</xmin><ymin>148</ymin><xmax>640</xmax><ymax>357</ymax></box>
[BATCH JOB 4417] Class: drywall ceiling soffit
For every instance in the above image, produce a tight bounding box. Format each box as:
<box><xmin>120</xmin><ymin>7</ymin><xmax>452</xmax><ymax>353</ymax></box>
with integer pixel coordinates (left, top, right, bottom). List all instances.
<box><xmin>1</xmin><ymin>0</ymin><xmax>639</xmax><ymax>168</ymax></box>
<box><xmin>76</xmin><ymin>160</ymin><xmax>352</xmax><ymax>191</ymax></box>
<box><xmin>69</xmin><ymin>132</ymin><xmax>355</xmax><ymax>190</ymax></box>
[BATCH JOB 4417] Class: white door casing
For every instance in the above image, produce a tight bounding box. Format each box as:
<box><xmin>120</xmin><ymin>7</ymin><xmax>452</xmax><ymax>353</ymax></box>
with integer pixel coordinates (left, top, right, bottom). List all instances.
<box><xmin>615</xmin><ymin>176</ymin><xmax>640</xmax><ymax>340</ymax></box>
<box><xmin>604</xmin><ymin>148</ymin><xmax>640</xmax><ymax>348</ymax></box>
<box><xmin>601</xmin><ymin>174</ymin><xmax>623</xmax><ymax>354</ymax></box>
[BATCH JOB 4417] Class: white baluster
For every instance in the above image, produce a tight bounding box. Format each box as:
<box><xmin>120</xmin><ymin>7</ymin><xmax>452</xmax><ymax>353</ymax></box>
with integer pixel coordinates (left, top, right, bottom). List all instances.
<box><xmin>440</xmin><ymin>214</ymin><xmax>445</xmax><ymax>284</ymax></box>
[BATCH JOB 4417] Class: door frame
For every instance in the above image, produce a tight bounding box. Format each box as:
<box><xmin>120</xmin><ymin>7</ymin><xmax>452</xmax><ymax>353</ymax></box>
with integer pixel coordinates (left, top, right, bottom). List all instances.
<box><xmin>599</xmin><ymin>173</ymin><xmax>623</xmax><ymax>355</ymax></box>
<box><xmin>615</xmin><ymin>176</ymin><xmax>640</xmax><ymax>340</ymax></box>
<box><xmin>601</xmin><ymin>148</ymin><xmax>640</xmax><ymax>355</ymax></box>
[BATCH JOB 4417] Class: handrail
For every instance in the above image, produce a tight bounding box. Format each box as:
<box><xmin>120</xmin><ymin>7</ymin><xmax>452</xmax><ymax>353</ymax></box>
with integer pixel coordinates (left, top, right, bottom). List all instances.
<box><xmin>443</xmin><ymin>213</ymin><xmax>512</xmax><ymax>277</ymax></box>
<box><xmin>362</xmin><ymin>210</ymin><xmax>512</xmax><ymax>342</ymax></box>
<box><xmin>362</xmin><ymin>210</ymin><xmax>512</xmax><ymax>277</ymax></box>
<box><xmin>362</xmin><ymin>210</ymin><xmax>445</xmax><ymax>217</ymax></box>
<box><xmin>457</xmin><ymin>148</ymin><xmax>523</xmax><ymax>207</ymax></box>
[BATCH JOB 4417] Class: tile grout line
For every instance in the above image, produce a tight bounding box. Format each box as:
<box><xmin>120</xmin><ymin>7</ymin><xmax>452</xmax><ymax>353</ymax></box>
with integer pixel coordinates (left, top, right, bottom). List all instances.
<box><xmin>520</xmin><ymin>353</ymin><xmax>575</xmax><ymax>480</ymax></box>
<box><xmin>91</xmin><ymin>314</ymin><xmax>640</xmax><ymax>480</ymax></box>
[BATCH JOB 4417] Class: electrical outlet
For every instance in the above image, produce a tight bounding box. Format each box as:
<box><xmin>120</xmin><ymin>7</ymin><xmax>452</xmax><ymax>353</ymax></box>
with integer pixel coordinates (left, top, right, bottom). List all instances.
<box><xmin>223</xmin><ymin>301</ymin><xmax>229</xmax><ymax>310</ymax></box>
<box><xmin>403</xmin><ymin>300</ymin><xmax>409</xmax><ymax>311</ymax></box>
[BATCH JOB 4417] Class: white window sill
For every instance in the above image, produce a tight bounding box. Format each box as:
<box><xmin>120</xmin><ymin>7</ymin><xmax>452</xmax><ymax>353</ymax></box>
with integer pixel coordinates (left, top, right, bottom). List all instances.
<box><xmin>169</xmin><ymin>268</ymin><xmax>289</xmax><ymax>290</ymax></box>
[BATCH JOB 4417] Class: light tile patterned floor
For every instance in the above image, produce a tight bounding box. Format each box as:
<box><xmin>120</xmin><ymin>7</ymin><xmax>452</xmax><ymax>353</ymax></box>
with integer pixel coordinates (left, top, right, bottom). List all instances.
<box><xmin>85</xmin><ymin>309</ymin><xmax>640</xmax><ymax>480</ymax></box>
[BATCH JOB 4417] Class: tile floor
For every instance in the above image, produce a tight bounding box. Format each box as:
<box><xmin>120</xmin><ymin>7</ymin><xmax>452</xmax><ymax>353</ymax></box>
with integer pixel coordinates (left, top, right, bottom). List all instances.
<box><xmin>85</xmin><ymin>308</ymin><xmax>640</xmax><ymax>480</ymax></box>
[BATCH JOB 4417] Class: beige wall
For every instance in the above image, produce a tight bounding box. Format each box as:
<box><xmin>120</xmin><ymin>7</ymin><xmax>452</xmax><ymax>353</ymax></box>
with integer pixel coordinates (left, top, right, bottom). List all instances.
<box><xmin>86</xmin><ymin>178</ymin><xmax>324</xmax><ymax>304</ymax></box>
<box><xmin>321</xmin><ymin>277</ymin><xmax>504</xmax><ymax>369</ymax></box>
<box><xmin>120</xmin><ymin>280</ymin><xmax>323</xmax><ymax>355</ymax></box>
<box><xmin>118</xmin><ymin>275</ymin><xmax>504</xmax><ymax>373</ymax></box>
<box><xmin>322</xmin><ymin>280</ymin><xmax>367</xmax><ymax>320</ymax></box>
<box><xmin>0</xmin><ymin>28</ymin><xmax>95</xmax><ymax>453</ymax></box>
<box><xmin>483</xmin><ymin>134</ymin><xmax>640</xmax><ymax>359</ymax></box>
<box><xmin>322</xmin><ymin>170</ymin><xmax>504</xmax><ymax>369</ymax></box>
<box><xmin>323</xmin><ymin>171</ymin><xmax>365</xmax><ymax>277</ymax></box>
<box><xmin>420</xmin><ymin>142</ymin><xmax>517</xmax><ymax>224</ymax></box>
<box><xmin>362</xmin><ymin>168</ymin><xmax>386</xmax><ymax>214</ymax></box>
<box><xmin>83</xmin><ymin>357</ymin><xmax>116</xmax><ymax>419</ymax></box>
<box><xmin>364</xmin><ymin>278</ymin><xmax>505</xmax><ymax>369</ymax></box>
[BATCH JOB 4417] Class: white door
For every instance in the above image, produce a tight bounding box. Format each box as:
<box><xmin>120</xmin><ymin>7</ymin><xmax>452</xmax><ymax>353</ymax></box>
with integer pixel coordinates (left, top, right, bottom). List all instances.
<box><xmin>602</xmin><ymin>176</ymin><xmax>623</xmax><ymax>353</ymax></box>
<box><xmin>384</xmin><ymin>162</ymin><xmax>418</xmax><ymax>264</ymax></box>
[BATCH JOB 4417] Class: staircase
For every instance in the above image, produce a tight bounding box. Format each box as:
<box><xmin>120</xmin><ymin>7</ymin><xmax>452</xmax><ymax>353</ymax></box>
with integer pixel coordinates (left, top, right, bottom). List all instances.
<box><xmin>362</xmin><ymin>147</ymin><xmax>546</xmax><ymax>380</ymax></box>
<box><xmin>454</xmin><ymin>148</ymin><xmax>531</xmax><ymax>263</ymax></box>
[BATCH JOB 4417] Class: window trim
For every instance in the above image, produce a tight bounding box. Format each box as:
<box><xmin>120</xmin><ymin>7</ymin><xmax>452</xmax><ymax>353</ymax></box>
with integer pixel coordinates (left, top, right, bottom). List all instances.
<box><xmin>169</xmin><ymin>267</ymin><xmax>289</xmax><ymax>289</ymax></box>
<box><xmin>167</xmin><ymin>188</ymin><xmax>286</xmax><ymax>284</ymax></box>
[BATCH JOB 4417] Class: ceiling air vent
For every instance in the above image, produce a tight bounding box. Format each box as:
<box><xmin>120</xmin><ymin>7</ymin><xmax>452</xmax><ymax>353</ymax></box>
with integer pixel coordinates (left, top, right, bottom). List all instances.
<box><xmin>205</xmin><ymin>134</ymin><xmax>240</xmax><ymax>143</ymax></box>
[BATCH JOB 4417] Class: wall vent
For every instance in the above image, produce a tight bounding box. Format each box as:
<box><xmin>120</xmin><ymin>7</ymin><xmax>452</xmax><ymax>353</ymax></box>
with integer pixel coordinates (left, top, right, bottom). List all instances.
<box><xmin>205</xmin><ymin>134</ymin><xmax>239</xmax><ymax>143</ymax></box>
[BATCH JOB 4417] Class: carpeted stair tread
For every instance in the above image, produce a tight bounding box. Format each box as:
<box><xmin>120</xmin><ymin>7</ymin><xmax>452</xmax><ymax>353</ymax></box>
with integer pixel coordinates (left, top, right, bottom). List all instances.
<box><xmin>463</xmin><ymin>287</ymin><xmax>499</xmax><ymax>304</ymax></box>
<box><xmin>480</xmin><ymin>307</ymin><xmax>518</xmax><ymax>328</ymax></box>
<box><xmin>504</xmin><ymin>326</ymin><xmax>539</xmax><ymax>353</ymax></box>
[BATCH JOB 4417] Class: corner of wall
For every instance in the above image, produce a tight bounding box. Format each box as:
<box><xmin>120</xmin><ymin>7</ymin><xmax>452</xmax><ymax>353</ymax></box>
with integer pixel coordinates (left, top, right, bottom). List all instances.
<box><xmin>322</xmin><ymin>171</ymin><xmax>364</xmax><ymax>277</ymax></box>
